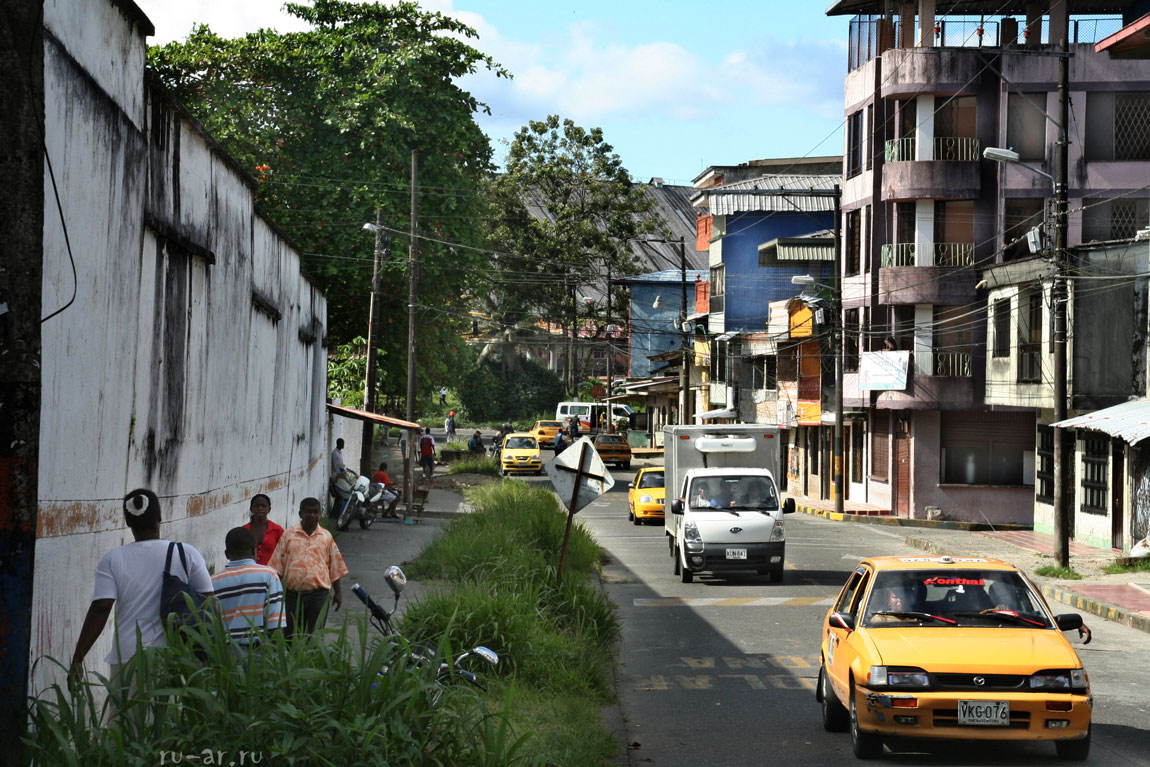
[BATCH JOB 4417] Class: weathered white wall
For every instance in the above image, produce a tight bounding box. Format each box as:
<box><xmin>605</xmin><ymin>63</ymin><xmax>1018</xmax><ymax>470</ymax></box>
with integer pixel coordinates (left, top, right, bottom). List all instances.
<box><xmin>32</xmin><ymin>0</ymin><xmax>328</xmax><ymax>690</ymax></box>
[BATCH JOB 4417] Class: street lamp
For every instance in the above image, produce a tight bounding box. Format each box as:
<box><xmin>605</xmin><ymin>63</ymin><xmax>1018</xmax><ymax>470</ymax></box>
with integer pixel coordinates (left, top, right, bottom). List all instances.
<box><xmin>359</xmin><ymin>219</ymin><xmax>387</xmax><ymax>476</ymax></box>
<box><xmin>982</xmin><ymin>146</ymin><xmax>1056</xmax><ymax>193</ymax></box>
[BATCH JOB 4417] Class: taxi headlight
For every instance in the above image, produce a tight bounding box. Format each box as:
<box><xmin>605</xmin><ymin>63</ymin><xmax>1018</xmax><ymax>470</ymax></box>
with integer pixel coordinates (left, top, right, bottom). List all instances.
<box><xmin>639</xmin><ymin>494</ymin><xmax>654</xmax><ymax>504</ymax></box>
<box><xmin>1030</xmin><ymin>669</ymin><xmax>1088</xmax><ymax>691</ymax></box>
<box><xmin>684</xmin><ymin>520</ymin><xmax>702</xmax><ymax>543</ymax></box>
<box><xmin>868</xmin><ymin>666</ymin><xmax>930</xmax><ymax>688</ymax></box>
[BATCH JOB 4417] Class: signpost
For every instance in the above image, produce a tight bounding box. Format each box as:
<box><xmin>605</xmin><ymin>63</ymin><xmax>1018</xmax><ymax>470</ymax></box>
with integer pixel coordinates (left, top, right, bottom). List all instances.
<box><xmin>545</xmin><ymin>437</ymin><xmax>614</xmax><ymax>588</ymax></box>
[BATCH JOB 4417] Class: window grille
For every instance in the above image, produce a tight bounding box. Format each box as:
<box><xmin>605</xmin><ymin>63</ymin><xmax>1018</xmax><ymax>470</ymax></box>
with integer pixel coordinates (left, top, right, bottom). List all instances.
<box><xmin>1036</xmin><ymin>425</ymin><xmax>1053</xmax><ymax>503</ymax></box>
<box><xmin>871</xmin><ymin>413</ymin><xmax>890</xmax><ymax>481</ymax></box>
<box><xmin>846</xmin><ymin>210</ymin><xmax>861</xmax><ymax>275</ymax></box>
<box><xmin>851</xmin><ymin>424</ymin><xmax>864</xmax><ymax>483</ymax></box>
<box><xmin>1018</xmin><ymin>290</ymin><xmax>1042</xmax><ymax>383</ymax></box>
<box><xmin>1081</xmin><ymin>437</ymin><xmax>1108</xmax><ymax>514</ymax></box>
<box><xmin>1114</xmin><ymin>92</ymin><xmax>1150</xmax><ymax>160</ymax></box>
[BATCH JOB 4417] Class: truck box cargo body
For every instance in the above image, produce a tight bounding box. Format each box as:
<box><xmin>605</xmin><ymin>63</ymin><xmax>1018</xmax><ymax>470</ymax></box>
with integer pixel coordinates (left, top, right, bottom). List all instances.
<box><xmin>663</xmin><ymin>424</ymin><xmax>794</xmax><ymax>583</ymax></box>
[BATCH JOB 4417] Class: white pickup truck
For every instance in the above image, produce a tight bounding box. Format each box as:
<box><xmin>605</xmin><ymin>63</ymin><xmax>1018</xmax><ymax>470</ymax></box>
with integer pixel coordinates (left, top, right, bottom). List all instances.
<box><xmin>663</xmin><ymin>424</ymin><xmax>795</xmax><ymax>583</ymax></box>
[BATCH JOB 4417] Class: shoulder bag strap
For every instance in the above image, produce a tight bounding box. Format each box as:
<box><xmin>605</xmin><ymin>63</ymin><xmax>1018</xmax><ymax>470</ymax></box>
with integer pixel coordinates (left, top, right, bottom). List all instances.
<box><xmin>164</xmin><ymin>541</ymin><xmax>177</xmax><ymax>577</ymax></box>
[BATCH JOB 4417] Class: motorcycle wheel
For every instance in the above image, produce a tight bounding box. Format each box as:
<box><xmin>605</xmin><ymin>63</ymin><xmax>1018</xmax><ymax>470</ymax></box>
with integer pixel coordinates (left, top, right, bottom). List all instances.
<box><xmin>337</xmin><ymin>500</ymin><xmax>357</xmax><ymax>531</ymax></box>
<box><xmin>358</xmin><ymin>511</ymin><xmax>376</xmax><ymax>529</ymax></box>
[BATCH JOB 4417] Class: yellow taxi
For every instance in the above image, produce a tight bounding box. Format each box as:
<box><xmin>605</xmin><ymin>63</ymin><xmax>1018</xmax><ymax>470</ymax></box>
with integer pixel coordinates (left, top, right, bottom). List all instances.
<box><xmin>627</xmin><ymin>467</ymin><xmax>665</xmax><ymax>525</ymax></box>
<box><xmin>500</xmin><ymin>433</ymin><xmax>542</xmax><ymax>476</ymax></box>
<box><xmin>591</xmin><ymin>433</ymin><xmax>631</xmax><ymax>469</ymax></box>
<box><xmin>529</xmin><ymin>420</ymin><xmax>564</xmax><ymax>448</ymax></box>
<box><xmin>818</xmin><ymin>556</ymin><xmax>1091</xmax><ymax>761</ymax></box>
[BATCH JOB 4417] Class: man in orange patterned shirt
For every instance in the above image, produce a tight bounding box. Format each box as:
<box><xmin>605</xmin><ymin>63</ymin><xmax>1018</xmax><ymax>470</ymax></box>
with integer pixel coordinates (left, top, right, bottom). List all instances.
<box><xmin>269</xmin><ymin>497</ymin><xmax>349</xmax><ymax>638</ymax></box>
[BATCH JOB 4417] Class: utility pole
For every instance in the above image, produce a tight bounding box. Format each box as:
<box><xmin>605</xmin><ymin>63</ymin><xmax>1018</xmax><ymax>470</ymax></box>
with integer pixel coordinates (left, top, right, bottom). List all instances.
<box><xmin>361</xmin><ymin>208</ymin><xmax>386</xmax><ymax>476</ymax></box>
<box><xmin>606</xmin><ymin>259</ymin><xmax>613</xmax><ymax>431</ymax></box>
<box><xmin>1053</xmin><ymin>35</ymin><xmax>1071</xmax><ymax>568</ymax></box>
<box><xmin>833</xmin><ymin>184</ymin><xmax>844</xmax><ymax>516</ymax></box>
<box><xmin>405</xmin><ymin>150</ymin><xmax>419</xmax><ymax>517</ymax></box>
<box><xmin>679</xmin><ymin>236</ymin><xmax>691</xmax><ymax>425</ymax></box>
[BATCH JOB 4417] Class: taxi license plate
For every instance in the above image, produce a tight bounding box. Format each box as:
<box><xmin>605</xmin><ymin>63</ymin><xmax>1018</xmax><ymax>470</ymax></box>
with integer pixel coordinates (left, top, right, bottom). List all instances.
<box><xmin>957</xmin><ymin>700</ymin><xmax>1010</xmax><ymax>726</ymax></box>
<box><xmin>726</xmin><ymin>548</ymin><xmax>747</xmax><ymax>560</ymax></box>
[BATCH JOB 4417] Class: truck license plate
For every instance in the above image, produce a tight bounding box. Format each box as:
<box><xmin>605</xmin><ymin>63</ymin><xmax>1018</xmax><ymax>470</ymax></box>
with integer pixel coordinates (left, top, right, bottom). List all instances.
<box><xmin>726</xmin><ymin>548</ymin><xmax>747</xmax><ymax>560</ymax></box>
<box><xmin>957</xmin><ymin>700</ymin><xmax>1010</xmax><ymax>726</ymax></box>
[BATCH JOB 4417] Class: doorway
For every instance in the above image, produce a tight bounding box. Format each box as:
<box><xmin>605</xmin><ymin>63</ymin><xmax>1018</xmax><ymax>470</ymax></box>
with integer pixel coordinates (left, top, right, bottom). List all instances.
<box><xmin>893</xmin><ymin>417</ymin><xmax>911</xmax><ymax>517</ymax></box>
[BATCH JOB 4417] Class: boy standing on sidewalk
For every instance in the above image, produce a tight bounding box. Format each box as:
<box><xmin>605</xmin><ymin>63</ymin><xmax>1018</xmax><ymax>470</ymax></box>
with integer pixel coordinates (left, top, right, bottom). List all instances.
<box><xmin>211</xmin><ymin>528</ymin><xmax>285</xmax><ymax>651</ymax></box>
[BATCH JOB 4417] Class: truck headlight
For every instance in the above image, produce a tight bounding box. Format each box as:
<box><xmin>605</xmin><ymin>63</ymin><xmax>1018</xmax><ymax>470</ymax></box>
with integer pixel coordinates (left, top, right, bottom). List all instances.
<box><xmin>868</xmin><ymin>666</ymin><xmax>930</xmax><ymax>688</ymax></box>
<box><xmin>1030</xmin><ymin>669</ymin><xmax>1088</xmax><ymax>691</ymax></box>
<box><xmin>684</xmin><ymin>520</ymin><xmax>702</xmax><ymax>543</ymax></box>
<box><xmin>769</xmin><ymin>519</ymin><xmax>785</xmax><ymax>542</ymax></box>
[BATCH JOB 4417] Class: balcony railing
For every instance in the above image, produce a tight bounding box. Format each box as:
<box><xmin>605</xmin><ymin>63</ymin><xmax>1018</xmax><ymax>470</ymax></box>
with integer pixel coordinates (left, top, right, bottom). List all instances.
<box><xmin>934</xmin><ymin>241</ymin><xmax>974</xmax><ymax>266</ymax></box>
<box><xmin>884</xmin><ymin>136</ymin><xmax>979</xmax><ymax>162</ymax></box>
<box><xmin>882</xmin><ymin>242</ymin><xmax>973</xmax><ymax>267</ymax></box>
<box><xmin>933</xmin><ymin>351</ymin><xmax>972</xmax><ymax>377</ymax></box>
<box><xmin>881</xmin><ymin>243</ymin><xmax>915</xmax><ymax>267</ymax></box>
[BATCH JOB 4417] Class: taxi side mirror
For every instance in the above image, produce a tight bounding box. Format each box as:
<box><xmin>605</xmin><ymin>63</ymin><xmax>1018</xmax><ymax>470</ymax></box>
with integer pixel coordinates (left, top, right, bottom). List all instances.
<box><xmin>783</xmin><ymin>497</ymin><xmax>796</xmax><ymax>514</ymax></box>
<box><xmin>1055</xmin><ymin>613</ymin><xmax>1083</xmax><ymax>632</ymax></box>
<box><xmin>627</xmin><ymin>482</ymin><xmax>635</xmax><ymax>489</ymax></box>
<box><xmin>671</xmin><ymin>499</ymin><xmax>684</xmax><ymax>515</ymax></box>
<box><xmin>828</xmin><ymin>612</ymin><xmax>855</xmax><ymax>631</ymax></box>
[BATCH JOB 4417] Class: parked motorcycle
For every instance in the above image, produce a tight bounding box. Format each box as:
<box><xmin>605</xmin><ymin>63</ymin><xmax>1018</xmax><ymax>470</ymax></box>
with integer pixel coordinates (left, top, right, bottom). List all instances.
<box><xmin>335</xmin><ymin>468</ymin><xmax>390</xmax><ymax>531</ymax></box>
<box><xmin>351</xmin><ymin>566</ymin><xmax>498</xmax><ymax>704</ymax></box>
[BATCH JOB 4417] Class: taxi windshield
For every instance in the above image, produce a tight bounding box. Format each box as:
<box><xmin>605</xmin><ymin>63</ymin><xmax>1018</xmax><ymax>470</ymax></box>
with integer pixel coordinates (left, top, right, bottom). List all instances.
<box><xmin>639</xmin><ymin>472</ymin><xmax>665</xmax><ymax>489</ymax></box>
<box><xmin>505</xmin><ymin>437</ymin><xmax>537</xmax><ymax>450</ymax></box>
<box><xmin>688</xmin><ymin>476</ymin><xmax>778</xmax><ymax>510</ymax></box>
<box><xmin>862</xmin><ymin>569</ymin><xmax>1052</xmax><ymax>628</ymax></box>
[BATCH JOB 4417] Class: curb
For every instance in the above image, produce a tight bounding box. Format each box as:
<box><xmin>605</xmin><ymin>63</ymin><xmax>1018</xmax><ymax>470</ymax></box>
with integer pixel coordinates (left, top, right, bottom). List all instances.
<box><xmin>902</xmin><ymin>535</ymin><xmax>1150</xmax><ymax>638</ymax></box>
<box><xmin>794</xmin><ymin>503</ymin><xmax>1031</xmax><ymax>532</ymax></box>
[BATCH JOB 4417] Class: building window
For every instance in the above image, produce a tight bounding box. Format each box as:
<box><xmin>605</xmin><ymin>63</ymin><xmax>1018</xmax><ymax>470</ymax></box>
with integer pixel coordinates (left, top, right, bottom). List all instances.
<box><xmin>851</xmin><ymin>423</ymin><xmax>864</xmax><ymax>483</ymax></box>
<box><xmin>1082</xmin><ymin>437</ymin><xmax>1109</xmax><ymax>514</ymax></box>
<box><xmin>1082</xmin><ymin>196</ymin><xmax>1150</xmax><ymax>242</ymax></box>
<box><xmin>993</xmin><ymin>298</ymin><xmax>1011</xmax><ymax>357</ymax></box>
<box><xmin>844</xmin><ymin>308</ymin><xmax>860</xmax><ymax>373</ymax></box>
<box><xmin>940</xmin><ymin>411</ymin><xmax>1034</xmax><ymax>485</ymax></box>
<box><xmin>865</xmin><ymin>103</ymin><xmax>875</xmax><ymax>171</ymax></box>
<box><xmin>933</xmin><ymin>305</ymin><xmax>971</xmax><ymax>377</ymax></box>
<box><xmin>1004</xmin><ymin>198</ymin><xmax>1045</xmax><ymax>260</ymax></box>
<box><xmin>847</xmin><ymin>110</ymin><xmax>864</xmax><ymax>178</ymax></box>
<box><xmin>751</xmin><ymin>356</ymin><xmax>777</xmax><ymax>391</ymax></box>
<box><xmin>1087</xmin><ymin>91</ymin><xmax>1150</xmax><ymax>161</ymax></box>
<box><xmin>808</xmin><ymin>429</ymin><xmax>819</xmax><ymax>474</ymax></box>
<box><xmin>846</xmin><ymin>210</ymin><xmax>861</xmax><ymax>275</ymax></box>
<box><xmin>1036</xmin><ymin>425</ymin><xmax>1054</xmax><ymax>503</ymax></box>
<box><xmin>1007</xmin><ymin>92</ymin><xmax>1048</xmax><ymax>162</ymax></box>
<box><xmin>934</xmin><ymin>200</ymin><xmax>974</xmax><ymax>266</ymax></box>
<box><xmin>710</xmin><ymin>264</ymin><xmax>725</xmax><ymax>295</ymax></box>
<box><xmin>1018</xmin><ymin>289</ymin><xmax>1042</xmax><ymax>383</ymax></box>
<box><xmin>777</xmin><ymin>343</ymin><xmax>797</xmax><ymax>381</ymax></box>
<box><xmin>871</xmin><ymin>412</ymin><xmax>890</xmax><ymax>481</ymax></box>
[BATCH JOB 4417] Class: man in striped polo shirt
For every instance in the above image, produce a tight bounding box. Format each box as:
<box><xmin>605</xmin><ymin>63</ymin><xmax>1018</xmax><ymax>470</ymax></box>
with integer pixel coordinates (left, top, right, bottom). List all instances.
<box><xmin>211</xmin><ymin>527</ymin><xmax>285</xmax><ymax>650</ymax></box>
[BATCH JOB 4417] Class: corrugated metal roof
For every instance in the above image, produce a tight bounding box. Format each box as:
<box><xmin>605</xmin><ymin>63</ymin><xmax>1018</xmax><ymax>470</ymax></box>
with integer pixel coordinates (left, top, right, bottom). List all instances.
<box><xmin>693</xmin><ymin>174</ymin><xmax>840</xmax><ymax>216</ymax></box>
<box><xmin>618</xmin><ymin>269</ymin><xmax>708</xmax><ymax>285</ymax></box>
<box><xmin>759</xmin><ymin>231</ymin><xmax>836</xmax><ymax>261</ymax></box>
<box><xmin>826</xmin><ymin>0</ymin><xmax>1136</xmax><ymax>14</ymax></box>
<box><xmin>1051</xmin><ymin>399</ymin><xmax>1150</xmax><ymax>444</ymax></box>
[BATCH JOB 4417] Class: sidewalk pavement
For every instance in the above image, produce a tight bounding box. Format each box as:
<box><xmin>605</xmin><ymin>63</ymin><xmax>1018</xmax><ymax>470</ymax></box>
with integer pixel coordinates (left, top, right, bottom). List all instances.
<box><xmin>789</xmin><ymin>496</ymin><xmax>1150</xmax><ymax>636</ymax></box>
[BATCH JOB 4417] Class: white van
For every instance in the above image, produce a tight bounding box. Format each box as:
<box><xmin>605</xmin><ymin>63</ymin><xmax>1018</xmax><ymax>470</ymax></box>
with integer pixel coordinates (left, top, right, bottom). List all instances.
<box><xmin>555</xmin><ymin>401</ymin><xmax>634</xmax><ymax>431</ymax></box>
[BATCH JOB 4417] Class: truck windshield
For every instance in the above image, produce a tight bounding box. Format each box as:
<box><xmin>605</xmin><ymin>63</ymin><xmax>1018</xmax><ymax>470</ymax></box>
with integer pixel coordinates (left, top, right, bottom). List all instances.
<box><xmin>689</xmin><ymin>476</ymin><xmax>778</xmax><ymax>510</ymax></box>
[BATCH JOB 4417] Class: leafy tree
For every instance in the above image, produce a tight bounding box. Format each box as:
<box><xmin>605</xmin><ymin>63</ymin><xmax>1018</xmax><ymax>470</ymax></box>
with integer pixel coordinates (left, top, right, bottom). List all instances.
<box><xmin>485</xmin><ymin>116</ymin><xmax>661</xmax><ymax>394</ymax></box>
<box><xmin>457</xmin><ymin>358</ymin><xmax>564</xmax><ymax>423</ymax></box>
<box><xmin>147</xmin><ymin>0</ymin><xmax>508</xmax><ymax>404</ymax></box>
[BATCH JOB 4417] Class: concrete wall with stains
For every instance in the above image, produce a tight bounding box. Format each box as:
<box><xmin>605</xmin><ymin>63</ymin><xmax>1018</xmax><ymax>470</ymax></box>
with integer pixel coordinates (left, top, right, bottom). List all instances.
<box><xmin>31</xmin><ymin>0</ymin><xmax>328</xmax><ymax>690</ymax></box>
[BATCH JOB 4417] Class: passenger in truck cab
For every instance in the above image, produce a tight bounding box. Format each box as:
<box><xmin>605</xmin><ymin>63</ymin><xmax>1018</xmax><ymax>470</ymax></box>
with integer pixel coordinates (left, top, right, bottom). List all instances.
<box><xmin>691</xmin><ymin>480</ymin><xmax>731</xmax><ymax>509</ymax></box>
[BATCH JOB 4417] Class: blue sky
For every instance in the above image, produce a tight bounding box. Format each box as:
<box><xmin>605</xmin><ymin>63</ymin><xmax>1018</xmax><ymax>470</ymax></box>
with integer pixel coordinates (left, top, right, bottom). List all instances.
<box><xmin>136</xmin><ymin>1</ymin><xmax>850</xmax><ymax>184</ymax></box>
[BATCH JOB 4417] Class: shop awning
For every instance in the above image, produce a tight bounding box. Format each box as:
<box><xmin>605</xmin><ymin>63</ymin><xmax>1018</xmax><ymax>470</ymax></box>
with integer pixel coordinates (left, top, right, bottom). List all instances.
<box><xmin>698</xmin><ymin>407</ymin><xmax>737</xmax><ymax>421</ymax></box>
<box><xmin>326</xmin><ymin>403</ymin><xmax>421</xmax><ymax>430</ymax></box>
<box><xmin>1050</xmin><ymin>399</ymin><xmax>1150</xmax><ymax>444</ymax></box>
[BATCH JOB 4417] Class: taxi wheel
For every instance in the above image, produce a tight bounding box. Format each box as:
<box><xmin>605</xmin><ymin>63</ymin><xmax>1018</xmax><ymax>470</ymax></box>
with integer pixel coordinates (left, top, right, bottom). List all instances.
<box><xmin>849</xmin><ymin>679</ymin><xmax>883</xmax><ymax>758</ymax></box>
<box><xmin>1055</xmin><ymin>726</ymin><xmax>1090</xmax><ymax>761</ymax></box>
<box><xmin>632</xmin><ymin>511</ymin><xmax>641</xmax><ymax>526</ymax></box>
<box><xmin>819</xmin><ymin>665</ymin><xmax>848</xmax><ymax>732</ymax></box>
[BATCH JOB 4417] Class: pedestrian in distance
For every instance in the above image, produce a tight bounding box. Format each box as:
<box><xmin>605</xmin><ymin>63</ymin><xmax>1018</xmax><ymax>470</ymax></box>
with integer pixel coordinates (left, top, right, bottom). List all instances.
<box><xmin>439</xmin><ymin>386</ymin><xmax>447</xmax><ymax>405</ymax></box>
<box><xmin>242</xmin><ymin>493</ymin><xmax>284</xmax><ymax>566</ymax></box>
<box><xmin>269</xmin><ymin>497</ymin><xmax>348</xmax><ymax>640</ymax></box>
<box><xmin>553</xmin><ymin>430</ymin><xmax>567</xmax><ymax>455</ymax></box>
<box><xmin>211</xmin><ymin>527</ymin><xmax>285</xmax><ymax>652</ymax></box>
<box><xmin>445</xmin><ymin>411</ymin><xmax>457</xmax><ymax>442</ymax></box>
<box><xmin>467</xmin><ymin>430</ymin><xmax>484</xmax><ymax>455</ymax></box>
<box><xmin>331</xmin><ymin>438</ymin><xmax>346</xmax><ymax>474</ymax></box>
<box><xmin>419</xmin><ymin>427</ymin><xmax>437</xmax><ymax>481</ymax></box>
<box><xmin>70</xmin><ymin>489</ymin><xmax>214</xmax><ymax>692</ymax></box>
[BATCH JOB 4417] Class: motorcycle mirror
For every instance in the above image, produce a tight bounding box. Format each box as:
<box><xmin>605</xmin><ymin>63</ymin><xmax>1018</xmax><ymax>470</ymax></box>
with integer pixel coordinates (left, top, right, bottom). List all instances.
<box><xmin>473</xmin><ymin>646</ymin><xmax>499</xmax><ymax>665</ymax></box>
<box><xmin>385</xmin><ymin>565</ymin><xmax>407</xmax><ymax>596</ymax></box>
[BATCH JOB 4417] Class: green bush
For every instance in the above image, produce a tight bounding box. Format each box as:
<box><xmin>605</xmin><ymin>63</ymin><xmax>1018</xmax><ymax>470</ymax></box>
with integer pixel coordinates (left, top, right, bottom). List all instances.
<box><xmin>457</xmin><ymin>359</ymin><xmax>563</xmax><ymax>423</ymax></box>
<box><xmin>24</xmin><ymin>614</ymin><xmax>529</xmax><ymax>766</ymax></box>
<box><xmin>449</xmin><ymin>457</ymin><xmax>500</xmax><ymax>476</ymax></box>
<box><xmin>401</xmin><ymin>481</ymin><xmax>621</xmax><ymax>765</ymax></box>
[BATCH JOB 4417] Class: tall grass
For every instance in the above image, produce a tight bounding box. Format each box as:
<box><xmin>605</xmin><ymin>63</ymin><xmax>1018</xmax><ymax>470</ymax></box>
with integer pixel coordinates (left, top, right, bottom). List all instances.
<box><xmin>401</xmin><ymin>482</ymin><xmax>621</xmax><ymax>766</ymax></box>
<box><xmin>448</xmin><ymin>457</ymin><xmax>500</xmax><ymax>476</ymax></box>
<box><xmin>24</xmin><ymin>614</ymin><xmax>531</xmax><ymax>766</ymax></box>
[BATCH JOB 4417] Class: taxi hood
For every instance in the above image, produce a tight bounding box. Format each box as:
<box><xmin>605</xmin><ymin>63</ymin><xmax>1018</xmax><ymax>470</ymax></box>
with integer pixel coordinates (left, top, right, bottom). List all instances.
<box><xmin>866</xmin><ymin>626</ymin><xmax>1082</xmax><ymax>672</ymax></box>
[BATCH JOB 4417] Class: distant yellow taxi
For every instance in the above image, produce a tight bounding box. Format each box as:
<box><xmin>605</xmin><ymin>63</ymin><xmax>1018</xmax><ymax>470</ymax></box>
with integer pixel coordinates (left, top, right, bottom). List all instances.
<box><xmin>818</xmin><ymin>556</ymin><xmax>1092</xmax><ymax>761</ymax></box>
<box><xmin>500</xmin><ymin>433</ymin><xmax>542</xmax><ymax>476</ymax></box>
<box><xmin>627</xmin><ymin>467</ymin><xmax>665</xmax><ymax>525</ymax></box>
<box><xmin>529</xmin><ymin>420</ymin><xmax>564</xmax><ymax>448</ymax></box>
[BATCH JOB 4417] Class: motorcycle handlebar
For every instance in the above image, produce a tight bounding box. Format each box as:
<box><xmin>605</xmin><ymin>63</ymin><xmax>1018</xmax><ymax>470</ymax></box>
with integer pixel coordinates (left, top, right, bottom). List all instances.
<box><xmin>351</xmin><ymin>583</ymin><xmax>389</xmax><ymax>622</ymax></box>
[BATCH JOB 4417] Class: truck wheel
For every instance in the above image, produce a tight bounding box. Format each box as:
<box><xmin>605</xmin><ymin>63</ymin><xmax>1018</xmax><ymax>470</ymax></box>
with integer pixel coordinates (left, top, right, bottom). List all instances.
<box><xmin>672</xmin><ymin>547</ymin><xmax>680</xmax><ymax>574</ymax></box>
<box><xmin>771</xmin><ymin>564</ymin><xmax>785</xmax><ymax>583</ymax></box>
<box><xmin>676</xmin><ymin>548</ymin><xmax>693</xmax><ymax>583</ymax></box>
